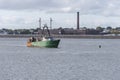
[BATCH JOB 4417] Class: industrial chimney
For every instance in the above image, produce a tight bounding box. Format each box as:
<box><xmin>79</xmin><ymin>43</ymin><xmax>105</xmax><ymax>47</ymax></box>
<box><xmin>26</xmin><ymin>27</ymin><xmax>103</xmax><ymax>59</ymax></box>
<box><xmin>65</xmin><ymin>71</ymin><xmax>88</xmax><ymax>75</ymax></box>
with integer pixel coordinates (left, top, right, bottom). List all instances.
<box><xmin>77</xmin><ymin>12</ymin><xmax>79</xmax><ymax>30</ymax></box>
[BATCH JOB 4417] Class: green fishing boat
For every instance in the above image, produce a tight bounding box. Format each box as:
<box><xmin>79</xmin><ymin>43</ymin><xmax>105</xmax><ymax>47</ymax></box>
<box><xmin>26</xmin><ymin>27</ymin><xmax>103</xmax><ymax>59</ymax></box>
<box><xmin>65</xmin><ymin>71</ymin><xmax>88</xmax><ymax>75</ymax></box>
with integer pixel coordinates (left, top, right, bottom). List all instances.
<box><xmin>27</xmin><ymin>38</ymin><xmax>60</xmax><ymax>48</ymax></box>
<box><xmin>27</xmin><ymin>24</ymin><xmax>60</xmax><ymax>48</ymax></box>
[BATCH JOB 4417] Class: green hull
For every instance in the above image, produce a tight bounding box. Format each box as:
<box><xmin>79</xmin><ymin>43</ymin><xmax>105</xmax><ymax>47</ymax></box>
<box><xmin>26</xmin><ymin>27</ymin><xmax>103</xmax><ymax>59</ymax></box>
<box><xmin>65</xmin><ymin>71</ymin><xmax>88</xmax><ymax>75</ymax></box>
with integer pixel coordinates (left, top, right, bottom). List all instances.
<box><xmin>31</xmin><ymin>39</ymin><xmax>60</xmax><ymax>48</ymax></box>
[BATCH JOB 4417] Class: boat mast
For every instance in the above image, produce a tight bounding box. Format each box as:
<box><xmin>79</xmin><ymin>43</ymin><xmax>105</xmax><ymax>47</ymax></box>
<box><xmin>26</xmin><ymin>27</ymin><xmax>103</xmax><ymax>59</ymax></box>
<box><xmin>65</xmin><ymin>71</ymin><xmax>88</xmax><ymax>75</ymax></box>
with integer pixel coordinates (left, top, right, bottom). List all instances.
<box><xmin>50</xmin><ymin>18</ymin><xmax>52</xmax><ymax>30</ymax></box>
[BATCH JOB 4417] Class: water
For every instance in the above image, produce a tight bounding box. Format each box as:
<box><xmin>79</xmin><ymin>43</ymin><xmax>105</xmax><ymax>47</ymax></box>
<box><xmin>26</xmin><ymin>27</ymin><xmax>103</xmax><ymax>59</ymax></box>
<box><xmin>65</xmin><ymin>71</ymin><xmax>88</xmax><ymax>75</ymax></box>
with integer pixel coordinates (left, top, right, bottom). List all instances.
<box><xmin>0</xmin><ymin>38</ymin><xmax>120</xmax><ymax>80</ymax></box>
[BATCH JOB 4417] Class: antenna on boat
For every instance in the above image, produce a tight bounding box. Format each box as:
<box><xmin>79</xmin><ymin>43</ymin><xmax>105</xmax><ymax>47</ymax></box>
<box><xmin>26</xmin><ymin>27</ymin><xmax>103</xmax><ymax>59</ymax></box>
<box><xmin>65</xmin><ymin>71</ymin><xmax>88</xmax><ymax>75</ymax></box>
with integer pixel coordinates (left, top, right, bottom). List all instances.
<box><xmin>39</xmin><ymin>18</ymin><xmax>41</xmax><ymax>29</ymax></box>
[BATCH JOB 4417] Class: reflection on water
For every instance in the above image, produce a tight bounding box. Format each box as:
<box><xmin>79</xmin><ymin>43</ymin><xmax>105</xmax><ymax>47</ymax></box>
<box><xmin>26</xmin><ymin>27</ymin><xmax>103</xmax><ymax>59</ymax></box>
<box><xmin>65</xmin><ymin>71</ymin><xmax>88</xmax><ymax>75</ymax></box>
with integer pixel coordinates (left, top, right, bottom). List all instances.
<box><xmin>0</xmin><ymin>38</ymin><xmax>120</xmax><ymax>80</ymax></box>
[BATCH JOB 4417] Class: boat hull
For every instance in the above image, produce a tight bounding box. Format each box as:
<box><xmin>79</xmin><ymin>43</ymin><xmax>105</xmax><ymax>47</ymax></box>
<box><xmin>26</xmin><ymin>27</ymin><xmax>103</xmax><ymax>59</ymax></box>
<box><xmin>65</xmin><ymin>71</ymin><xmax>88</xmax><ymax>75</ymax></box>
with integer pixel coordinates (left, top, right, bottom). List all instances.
<box><xmin>27</xmin><ymin>39</ymin><xmax>60</xmax><ymax>48</ymax></box>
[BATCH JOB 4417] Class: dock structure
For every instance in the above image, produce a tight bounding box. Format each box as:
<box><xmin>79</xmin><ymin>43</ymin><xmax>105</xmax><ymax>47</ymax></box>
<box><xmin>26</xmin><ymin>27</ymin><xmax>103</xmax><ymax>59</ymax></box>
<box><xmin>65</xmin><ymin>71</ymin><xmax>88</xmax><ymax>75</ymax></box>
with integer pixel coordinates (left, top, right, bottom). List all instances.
<box><xmin>0</xmin><ymin>34</ymin><xmax>120</xmax><ymax>39</ymax></box>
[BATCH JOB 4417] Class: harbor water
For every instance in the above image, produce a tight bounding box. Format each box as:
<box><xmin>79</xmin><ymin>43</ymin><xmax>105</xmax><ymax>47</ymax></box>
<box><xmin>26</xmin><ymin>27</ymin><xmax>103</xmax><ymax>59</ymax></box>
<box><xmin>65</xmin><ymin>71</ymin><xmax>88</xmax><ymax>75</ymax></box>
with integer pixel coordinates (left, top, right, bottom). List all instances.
<box><xmin>0</xmin><ymin>38</ymin><xmax>120</xmax><ymax>80</ymax></box>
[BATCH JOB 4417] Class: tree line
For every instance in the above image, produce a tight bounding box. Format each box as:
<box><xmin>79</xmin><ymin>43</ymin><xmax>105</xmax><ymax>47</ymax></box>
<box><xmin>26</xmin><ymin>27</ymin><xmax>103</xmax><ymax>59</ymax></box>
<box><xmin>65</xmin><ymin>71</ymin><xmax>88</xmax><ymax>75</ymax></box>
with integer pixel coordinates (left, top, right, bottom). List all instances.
<box><xmin>0</xmin><ymin>26</ymin><xmax>120</xmax><ymax>35</ymax></box>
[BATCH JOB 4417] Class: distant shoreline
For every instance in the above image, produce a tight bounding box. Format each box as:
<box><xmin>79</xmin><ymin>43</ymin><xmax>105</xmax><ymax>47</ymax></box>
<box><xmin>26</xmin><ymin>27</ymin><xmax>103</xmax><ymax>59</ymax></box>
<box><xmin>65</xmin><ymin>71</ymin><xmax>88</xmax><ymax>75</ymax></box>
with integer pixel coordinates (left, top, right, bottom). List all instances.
<box><xmin>0</xmin><ymin>34</ymin><xmax>120</xmax><ymax>39</ymax></box>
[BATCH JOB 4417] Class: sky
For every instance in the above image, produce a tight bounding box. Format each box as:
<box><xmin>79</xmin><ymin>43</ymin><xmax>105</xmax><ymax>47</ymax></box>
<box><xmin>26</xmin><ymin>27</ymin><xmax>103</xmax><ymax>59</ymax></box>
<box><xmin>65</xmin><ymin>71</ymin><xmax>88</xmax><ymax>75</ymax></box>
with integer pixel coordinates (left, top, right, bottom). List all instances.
<box><xmin>0</xmin><ymin>0</ymin><xmax>120</xmax><ymax>29</ymax></box>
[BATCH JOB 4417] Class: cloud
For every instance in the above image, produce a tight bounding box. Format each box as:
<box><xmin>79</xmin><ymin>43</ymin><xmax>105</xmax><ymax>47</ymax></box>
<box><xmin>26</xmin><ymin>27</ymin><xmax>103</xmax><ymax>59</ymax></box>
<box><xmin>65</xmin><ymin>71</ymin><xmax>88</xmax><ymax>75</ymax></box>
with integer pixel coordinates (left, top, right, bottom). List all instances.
<box><xmin>0</xmin><ymin>0</ymin><xmax>61</xmax><ymax>10</ymax></box>
<box><xmin>0</xmin><ymin>0</ymin><xmax>120</xmax><ymax>16</ymax></box>
<box><xmin>0</xmin><ymin>0</ymin><xmax>120</xmax><ymax>29</ymax></box>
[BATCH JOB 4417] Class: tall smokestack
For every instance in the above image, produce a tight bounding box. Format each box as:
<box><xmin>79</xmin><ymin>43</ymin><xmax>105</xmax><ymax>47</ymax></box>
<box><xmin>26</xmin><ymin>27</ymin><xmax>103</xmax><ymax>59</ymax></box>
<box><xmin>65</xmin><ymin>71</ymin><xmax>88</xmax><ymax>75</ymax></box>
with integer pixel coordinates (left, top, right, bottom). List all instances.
<box><xmin>77</xmin><ymin>12</ymin><xmax>79</xmax><ymax>30</ymax></box>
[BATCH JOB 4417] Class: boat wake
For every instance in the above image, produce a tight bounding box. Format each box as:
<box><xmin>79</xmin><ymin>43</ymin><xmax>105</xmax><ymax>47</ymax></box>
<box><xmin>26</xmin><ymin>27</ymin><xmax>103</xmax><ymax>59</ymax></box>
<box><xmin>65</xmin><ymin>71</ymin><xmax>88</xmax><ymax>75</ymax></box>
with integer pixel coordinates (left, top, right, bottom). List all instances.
<box><xmin>0</xmin><ymin>44</ymin><xmax>26</xmax><ymax>47</ymax></box>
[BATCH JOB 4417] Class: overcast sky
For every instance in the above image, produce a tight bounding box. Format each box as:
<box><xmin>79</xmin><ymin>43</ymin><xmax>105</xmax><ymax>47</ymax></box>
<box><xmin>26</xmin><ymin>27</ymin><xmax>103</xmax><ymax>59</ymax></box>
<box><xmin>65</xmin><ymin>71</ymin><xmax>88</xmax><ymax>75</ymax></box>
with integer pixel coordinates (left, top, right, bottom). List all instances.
<box><xmin>0</xmin><ymin>0</ymin><xmax>120</xmax><ymax>29</ymax></box>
